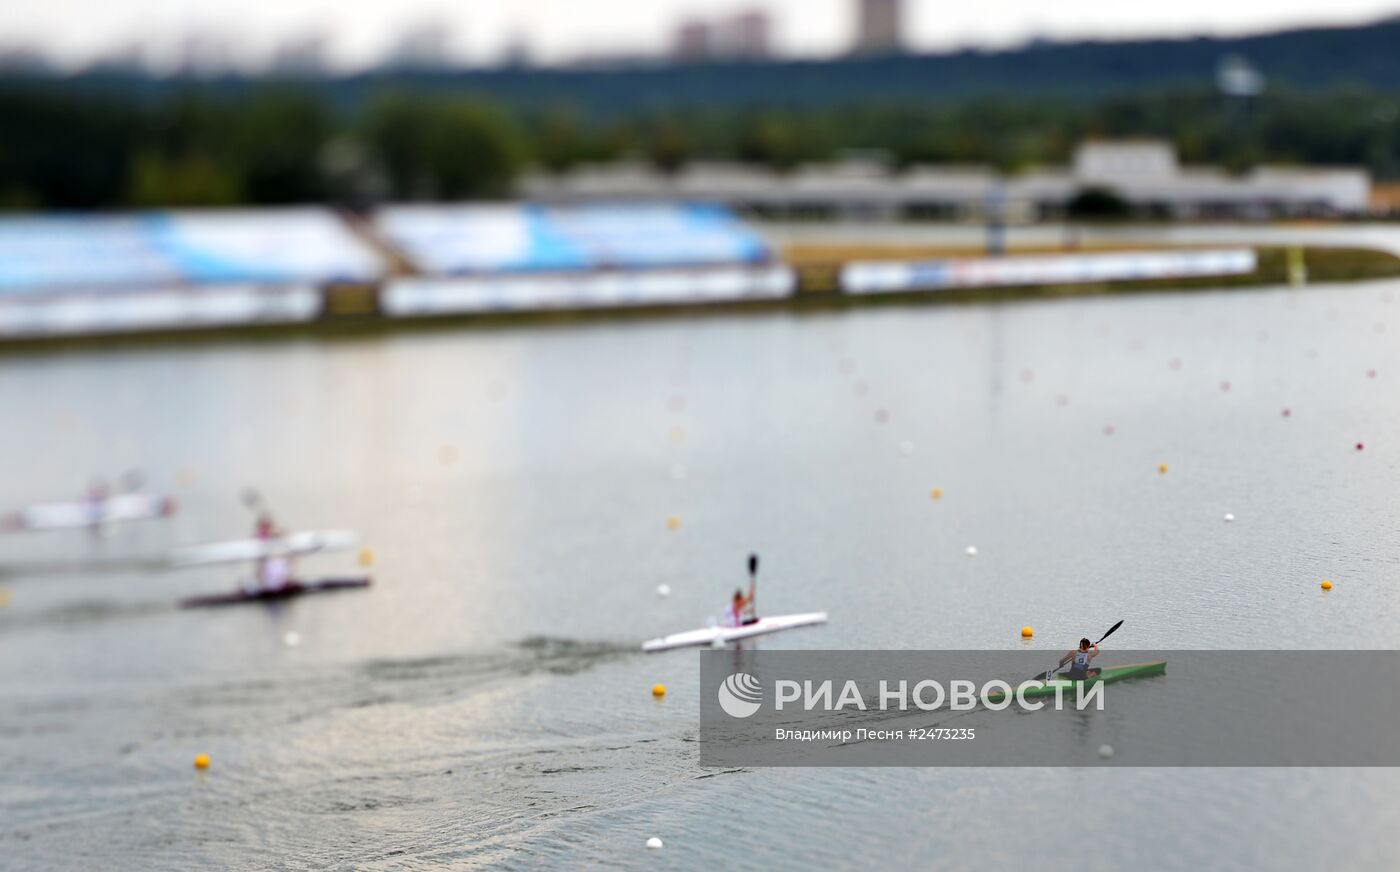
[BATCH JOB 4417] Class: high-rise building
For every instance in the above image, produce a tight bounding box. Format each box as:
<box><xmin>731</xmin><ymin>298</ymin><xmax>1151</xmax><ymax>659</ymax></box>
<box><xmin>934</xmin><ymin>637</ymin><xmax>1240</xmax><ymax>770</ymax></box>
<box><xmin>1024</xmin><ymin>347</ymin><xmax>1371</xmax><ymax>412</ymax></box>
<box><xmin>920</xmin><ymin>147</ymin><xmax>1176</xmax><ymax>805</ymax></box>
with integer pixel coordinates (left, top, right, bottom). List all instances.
<box><xmin>384</xmin><ymin>22</ymin><xmax>453</xmax><ymax>71</ymax></box>
<box><xmin>721</xmin><ymin>10</ymin><xmax>772</xmax><ymax>60</ymax></box>
<box><xmin>83</xmin><ymin>41</ymin><xmax>147</xmax><ymax>75</ymax></box>
<box><xmin>672</xmin><ymin>20</ymin><xmax>712</xmax><ymax>63</ymax></box>
<box><xmin>176</xmin><ymin>31</ymin><xmax>238</xmax><ymax>77</ymax></box>
<box><xmin>853</xmin><ymin>0</ymin><xmax>903</xmax><ymax>56</ymax></box>
<box><xmin>270</xmin><ymin>32</ymin><xmax>329</xmax><ymax>77</ymax></box>
<box><xmin>673</xmin><ymin>10</ymin><xmax>771</xmax><ymax>63</ymax></box>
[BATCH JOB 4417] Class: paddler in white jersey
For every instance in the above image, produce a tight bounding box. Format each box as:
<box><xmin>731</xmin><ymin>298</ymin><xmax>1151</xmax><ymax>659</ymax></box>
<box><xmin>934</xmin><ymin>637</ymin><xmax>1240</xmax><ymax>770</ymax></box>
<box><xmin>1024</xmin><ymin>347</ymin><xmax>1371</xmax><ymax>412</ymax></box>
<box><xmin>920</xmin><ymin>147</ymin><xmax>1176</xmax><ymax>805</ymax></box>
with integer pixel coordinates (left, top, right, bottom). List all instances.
<box><xmin>1058</xmin><ymin>637</ymin><xmax>1101</xmax><ymax>680</ymax></box>
<box><xmin>724</xmin><ymin>554</ymin><xmax>760</xmax><ymax>627</ymax></box>
<box><xmin>249</xmin><ymin>513</ymin><xmax>293</xmax><ymax>594</ymax></box>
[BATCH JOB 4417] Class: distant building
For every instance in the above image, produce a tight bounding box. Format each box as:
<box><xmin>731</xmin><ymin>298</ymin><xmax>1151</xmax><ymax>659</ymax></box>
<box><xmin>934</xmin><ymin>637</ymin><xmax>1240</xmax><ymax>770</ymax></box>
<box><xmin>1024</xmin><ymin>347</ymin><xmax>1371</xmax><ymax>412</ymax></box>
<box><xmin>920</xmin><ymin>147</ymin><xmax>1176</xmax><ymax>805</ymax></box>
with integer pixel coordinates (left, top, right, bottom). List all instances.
<box><xmin>83</xmin><ymin>42</ymin><xmax>147</xmax><ymax>76</ymax></box>
<box><xmin>719</xmin><ymin>10</ymin><xmax>772</xmax><ymax>60</ymax></box>
<box><xmin>673</xmin><ymin>10</ymin><xmax>771</xmax><ymax>62</ymax></box>
<box><xmin>384</xmin><ymin>22</ymin><xmax>453</xmax><ymax>71</ymax></box>
<box><xmin>672</xmin><ymin>20</ymin><xmax>712</xmax><ymax>63</ymax></box>
<box><xmin>521</xmin><ymin>140</ymin><xmax>1373</xmax><ymax>220</ymax></box>
<box><xmin>176</xmin><ymin>31</ymin><xmax>239</xmax><ymax>78</ymax></box>
<box><xmin>270</xmin><ymin>33</ymin><xmax>329</xmax><ymax>77</ymax></box>
<box><xmin>854</xmin><ymin>0</ymin><xmax>903</xmax><ymax>56</ymax></box>
<box><xmin>501</xmin><ymin>33</ymin><xmax>533</xmax><ymax>69</ymax></box>
<box><xmin>1073</xmin><ymin>140</ymin><xmax>1179</xmax><ymax>181</ymax></box>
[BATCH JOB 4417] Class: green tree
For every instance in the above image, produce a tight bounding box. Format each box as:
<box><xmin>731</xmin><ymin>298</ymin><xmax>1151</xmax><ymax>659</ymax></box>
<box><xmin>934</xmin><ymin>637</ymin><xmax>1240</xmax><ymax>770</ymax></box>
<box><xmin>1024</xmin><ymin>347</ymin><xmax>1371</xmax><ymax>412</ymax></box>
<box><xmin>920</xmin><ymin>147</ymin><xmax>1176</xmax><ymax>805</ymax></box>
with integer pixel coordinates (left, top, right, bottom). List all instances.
<box><xmin>365</xmin><ymin>93</ymin><xmax>524</xmax><ymax>200</ymax></box>
<box><xmin>229</xmin><ymin>89</ymin><xmax>336</xmax><ymax>203</ymax></box>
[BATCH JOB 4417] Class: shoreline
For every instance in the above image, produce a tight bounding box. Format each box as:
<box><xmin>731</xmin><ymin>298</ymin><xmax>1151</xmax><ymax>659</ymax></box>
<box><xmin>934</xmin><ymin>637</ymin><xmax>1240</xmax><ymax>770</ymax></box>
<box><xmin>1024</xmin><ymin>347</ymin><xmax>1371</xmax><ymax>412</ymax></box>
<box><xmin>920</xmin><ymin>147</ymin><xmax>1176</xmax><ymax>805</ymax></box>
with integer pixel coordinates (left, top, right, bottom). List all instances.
<box><xmin>2</xmin><ymin>245</ymin><xmax>1398</xmax><ymax>356</ymax></box>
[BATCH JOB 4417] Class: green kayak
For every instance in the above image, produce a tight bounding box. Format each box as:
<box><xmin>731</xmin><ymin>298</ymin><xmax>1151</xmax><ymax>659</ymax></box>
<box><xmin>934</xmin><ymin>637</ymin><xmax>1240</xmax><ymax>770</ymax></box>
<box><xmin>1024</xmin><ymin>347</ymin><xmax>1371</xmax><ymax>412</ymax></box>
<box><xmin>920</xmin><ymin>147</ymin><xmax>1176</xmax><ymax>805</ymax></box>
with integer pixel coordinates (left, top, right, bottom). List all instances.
<box><xmin>991</xmin><ymin>661</ymin><xmax>1167</xmax><ymax>701</ymax></box>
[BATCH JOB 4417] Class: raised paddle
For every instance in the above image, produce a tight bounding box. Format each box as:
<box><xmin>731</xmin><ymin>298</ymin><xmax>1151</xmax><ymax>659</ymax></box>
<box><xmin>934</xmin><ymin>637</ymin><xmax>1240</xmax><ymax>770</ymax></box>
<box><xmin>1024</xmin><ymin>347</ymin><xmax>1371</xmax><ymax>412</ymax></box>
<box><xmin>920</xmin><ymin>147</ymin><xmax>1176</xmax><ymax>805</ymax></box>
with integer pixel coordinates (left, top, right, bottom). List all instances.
<box><xmin>745</xmin><ymin>553</ymin><xmax>759</xmax><ymax>623</ymax></box>
<box><xmin>1029</xmin><ymin>620</ymin><xmax>1124</xmax><ymax>683</ymax></box>
<box><xmin>240</xmin><ymin>488</ymin><xmax>265</xmax><ymax>514</ymax></box>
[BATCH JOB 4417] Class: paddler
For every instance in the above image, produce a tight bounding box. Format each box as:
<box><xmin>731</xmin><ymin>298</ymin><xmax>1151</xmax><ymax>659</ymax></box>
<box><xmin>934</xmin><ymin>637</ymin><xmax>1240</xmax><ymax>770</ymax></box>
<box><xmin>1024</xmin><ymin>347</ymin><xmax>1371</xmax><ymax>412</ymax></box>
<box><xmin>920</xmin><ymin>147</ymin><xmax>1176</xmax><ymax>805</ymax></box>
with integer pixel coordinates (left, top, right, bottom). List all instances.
<box><xmin>85</xmin><ymin>477</ymin><xmax>110</xmax><ymax>537</ymax></box>
<box><xmin>250</xmin><ymin>512</ymin><xmax>293</xmax><ymax>594</ymax></box>
<box><xmin>725</xmin><ymin>554</ymin><xmax>760</xmax><ymax>627</ymax></box>
<box><xmin>1058</xmin><ymin>638</ymin><xmax>1102</xmax><ymax>680</ymax></box>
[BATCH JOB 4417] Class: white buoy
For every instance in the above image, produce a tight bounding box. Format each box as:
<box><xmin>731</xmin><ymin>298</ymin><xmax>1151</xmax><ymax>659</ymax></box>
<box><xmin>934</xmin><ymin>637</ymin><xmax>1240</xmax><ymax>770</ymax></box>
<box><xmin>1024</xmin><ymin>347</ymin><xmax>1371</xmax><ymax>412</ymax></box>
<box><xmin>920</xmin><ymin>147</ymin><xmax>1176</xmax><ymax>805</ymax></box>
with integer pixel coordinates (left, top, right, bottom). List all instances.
<box><xmin>1223</xmin><ymin>513</ymin><xmax>1235</xmax><ymax>522</ymax></box>
<box><xmin>646</xmin><ymin>837</ymin><xmax>664</xmax><ymax>849</ymax></box>
<box><xmin>898</xmin><ymin>440</ymin><xmax>914</xmax><ymax>456</ymax></box>
<box><xmin>1098</xmin><ymin>744</ymin><xmax>1114</xmax><ymax>759</ymax></box>
<box><xmin>670</xmin><ymin>463</ymin><xmax>687</xmax><ymax>481</ymax></box>
<box><xmin>656</xmin><ymin>583</ymin><xmax>672</xmax><ymax>598</ymax></box>
<box><xmin>965</xmin><ymin>546</ymin><xmax>978</xmax><ymax>558</ymax></box>
<box><xmin>283</xmin><ymin>631</ymin><xmax>301</xmax><ymax>647</ymax></box>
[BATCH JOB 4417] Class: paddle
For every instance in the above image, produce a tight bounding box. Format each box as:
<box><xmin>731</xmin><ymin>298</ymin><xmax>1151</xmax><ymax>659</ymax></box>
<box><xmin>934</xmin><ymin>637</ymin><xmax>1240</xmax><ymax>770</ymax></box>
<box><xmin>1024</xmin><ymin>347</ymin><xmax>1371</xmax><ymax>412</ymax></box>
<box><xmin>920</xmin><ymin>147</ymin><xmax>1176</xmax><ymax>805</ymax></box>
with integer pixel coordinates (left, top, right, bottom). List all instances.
<box><xmin>1028</xmin><ymin>620</ymin><xmax>1123</xmax><ymax>682</ymax></box>
<box><xmin>240</xmin><ymin>488</ymin><xmax>265</xmax><ymax>514</ymax></box>
<box><xmin>746</xmin><ymin>553</ymin><xmax>759</xmax><ymax>623</ymax></box>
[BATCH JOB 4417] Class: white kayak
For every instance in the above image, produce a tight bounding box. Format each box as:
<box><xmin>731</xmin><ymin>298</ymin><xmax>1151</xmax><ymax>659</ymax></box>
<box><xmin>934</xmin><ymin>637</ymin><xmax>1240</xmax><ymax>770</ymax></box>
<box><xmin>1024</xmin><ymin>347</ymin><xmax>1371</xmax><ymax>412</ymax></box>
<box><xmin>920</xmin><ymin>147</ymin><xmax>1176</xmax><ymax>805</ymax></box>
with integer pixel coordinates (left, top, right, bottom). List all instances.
<box><xmin>5</xmin><ymin>493</ymin><xmax>176</xmax><ymax>531</ymax></box>
<box><xmin>641</xmin><ymin>611</ymin><xmax>828</xmax><ymax>653</ymax></box>
<box><xmin>171</xmin><ymin>529</ymin><xmax>358</xmax><ymax>567</ymax></box>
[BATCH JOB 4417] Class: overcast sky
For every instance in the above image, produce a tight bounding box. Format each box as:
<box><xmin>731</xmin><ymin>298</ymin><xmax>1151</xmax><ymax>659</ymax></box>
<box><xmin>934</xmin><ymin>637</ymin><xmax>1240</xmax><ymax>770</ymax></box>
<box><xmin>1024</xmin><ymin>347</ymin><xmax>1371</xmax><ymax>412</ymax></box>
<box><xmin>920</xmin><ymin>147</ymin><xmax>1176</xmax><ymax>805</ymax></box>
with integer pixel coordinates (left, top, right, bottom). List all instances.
<box><xmin>5</xmin><ymin>0</ymin><xmax>1400</xmax><ymax>70</ymax></box>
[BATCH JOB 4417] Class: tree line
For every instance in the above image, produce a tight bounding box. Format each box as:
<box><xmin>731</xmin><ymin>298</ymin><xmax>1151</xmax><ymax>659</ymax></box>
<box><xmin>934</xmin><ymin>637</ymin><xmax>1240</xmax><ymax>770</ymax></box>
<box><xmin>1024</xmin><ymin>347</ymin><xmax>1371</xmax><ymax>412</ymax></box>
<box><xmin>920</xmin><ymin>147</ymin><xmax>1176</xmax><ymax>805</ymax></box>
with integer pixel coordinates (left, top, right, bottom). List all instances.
<box><xmin>1</xmin><ymin>82</ymin><xmax>1396</xmax><ymax>211</ymax></box>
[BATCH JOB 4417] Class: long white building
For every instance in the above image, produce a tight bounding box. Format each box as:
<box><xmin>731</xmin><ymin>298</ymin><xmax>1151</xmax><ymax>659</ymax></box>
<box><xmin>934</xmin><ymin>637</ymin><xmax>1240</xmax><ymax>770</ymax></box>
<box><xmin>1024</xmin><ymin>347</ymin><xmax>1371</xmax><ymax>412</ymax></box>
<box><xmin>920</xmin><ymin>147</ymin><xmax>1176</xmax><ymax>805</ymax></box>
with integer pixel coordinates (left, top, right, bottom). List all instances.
<box><xmin>522</xmin><ymin>140</ymin><xmax>1372</xmax><ymax>220</ymax></box>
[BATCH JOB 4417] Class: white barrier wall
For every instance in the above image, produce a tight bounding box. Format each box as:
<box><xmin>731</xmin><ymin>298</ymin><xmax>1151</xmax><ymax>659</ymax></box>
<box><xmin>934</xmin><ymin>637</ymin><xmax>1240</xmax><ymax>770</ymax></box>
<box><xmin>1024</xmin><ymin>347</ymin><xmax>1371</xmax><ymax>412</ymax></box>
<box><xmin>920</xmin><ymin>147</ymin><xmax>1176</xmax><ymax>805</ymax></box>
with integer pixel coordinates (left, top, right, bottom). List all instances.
<box><xmin>0</xmin><ymin>284</ymin><xmax>321</xmax><ymax>338</ymax></box>
<box><xmin>382</xmin><ymin>265</ymin><xmax>794</xmax><ymax>317</ymax></box>
<box><xmin>842</xmin><ymin>249</ymin><xmax>1257</xmax><ymax>295</ymax></box>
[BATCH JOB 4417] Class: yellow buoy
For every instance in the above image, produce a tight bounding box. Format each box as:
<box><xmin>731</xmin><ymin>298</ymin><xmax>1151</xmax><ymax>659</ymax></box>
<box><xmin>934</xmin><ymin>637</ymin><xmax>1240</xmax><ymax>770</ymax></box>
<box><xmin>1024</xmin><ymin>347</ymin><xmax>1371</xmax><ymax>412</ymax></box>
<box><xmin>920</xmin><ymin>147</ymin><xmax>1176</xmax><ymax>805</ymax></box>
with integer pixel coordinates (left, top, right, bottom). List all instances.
<box><xmin>1321</xmin><ymin>580</ymin><xmax>1333</xmax><ymax>590</ymax></box>
<box><xmin>930</xmin><ymin>487</ymin><xmax>943</xmax><ymax>500</ymax></box>
<box><xmin>665</xmin><ymin>515</ymin><xmax>680</xmax><ymax>531</ymax></box>
<box><xmin>652</xmin><ymin>683</ymin><xmax>666</xmax><ymax>698</ymax></box>
<box><xmin>193</xmin><ymin>753</ymin><xmax>210</xmax><ymax>770</ymax></box>
<box><xmin>0</xmin><ymin>587</ymin><xmax>10</xmax><ymax>608</ymax></box>
<box><xmin>358</xmin><ymin>547</ymin><xmax>374</xmax><ymax>568</ymax></box>
<box><xmin>1158</xmin><ymin>463</ymin><xmax>1168</xmax><ymax>474</ymax></box>
<box><xmin>668</xmin><ymin>426</ymin><xmax>686</xmax><ymax>445</ymax></box>
<box><xmin>1021</xmin><ymin>626</ymin><xmax>1034</xmax><ymax>638</ymax></box>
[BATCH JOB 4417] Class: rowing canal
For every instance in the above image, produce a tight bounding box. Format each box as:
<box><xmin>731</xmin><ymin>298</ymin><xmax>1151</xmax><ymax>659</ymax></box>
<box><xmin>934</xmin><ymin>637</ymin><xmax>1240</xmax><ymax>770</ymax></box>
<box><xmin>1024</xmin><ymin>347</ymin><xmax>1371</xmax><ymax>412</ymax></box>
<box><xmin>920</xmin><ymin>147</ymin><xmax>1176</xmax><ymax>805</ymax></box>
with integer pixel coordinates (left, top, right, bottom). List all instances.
<box><xmin>3</xmin><ymin>276</ymin><xmax>1400</xmax><ymax>869</ymax></box>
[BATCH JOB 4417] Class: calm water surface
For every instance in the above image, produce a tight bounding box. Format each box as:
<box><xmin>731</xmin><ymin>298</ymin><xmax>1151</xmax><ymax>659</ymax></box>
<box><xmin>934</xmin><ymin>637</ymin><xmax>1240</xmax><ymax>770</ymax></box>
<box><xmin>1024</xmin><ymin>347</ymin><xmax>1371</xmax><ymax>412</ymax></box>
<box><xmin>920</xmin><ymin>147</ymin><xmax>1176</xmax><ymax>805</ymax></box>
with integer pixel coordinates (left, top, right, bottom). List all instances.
<box><xmin>3</xmin><ymin>277</ymin><xmax>1400</xmax><ymax>869</ymax></box>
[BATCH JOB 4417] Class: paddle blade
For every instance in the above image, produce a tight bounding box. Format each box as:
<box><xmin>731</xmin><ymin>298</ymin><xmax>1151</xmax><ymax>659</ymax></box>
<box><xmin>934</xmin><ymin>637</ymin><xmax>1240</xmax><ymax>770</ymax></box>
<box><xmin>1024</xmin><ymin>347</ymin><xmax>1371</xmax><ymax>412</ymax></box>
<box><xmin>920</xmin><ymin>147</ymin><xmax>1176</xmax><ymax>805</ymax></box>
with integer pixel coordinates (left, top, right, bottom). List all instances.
<box><xmin>748</xmin><ymin>553</ymin><xmax>758</xmax><ymax>576</ymax></box>
<box><xmin>1096</xmin><ymin>620</ymin><xmax>1124</xmax><ymax>644</ymax></box>
<box><xmin>240</xmin><ymin>488</ymin><xmax>264</xmax><ymax>512</ymax></box>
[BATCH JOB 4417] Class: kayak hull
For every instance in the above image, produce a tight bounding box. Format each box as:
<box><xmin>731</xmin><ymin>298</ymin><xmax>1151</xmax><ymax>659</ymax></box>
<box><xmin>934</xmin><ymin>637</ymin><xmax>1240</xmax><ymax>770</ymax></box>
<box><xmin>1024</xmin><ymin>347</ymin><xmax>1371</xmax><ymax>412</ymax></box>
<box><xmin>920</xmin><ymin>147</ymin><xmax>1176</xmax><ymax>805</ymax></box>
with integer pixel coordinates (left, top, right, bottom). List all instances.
<box><xmin>171</xmin><ymin>530</ymin><xmax>358</xmax><ymax>567</ymax></box>
<box><xmin>642</xmin><ymin>611</ymin><xmax>828</xmax><ymax>652</ymax></box>
<box><xmin>6</xmin><ymin>493</ymin><xmax>176</xmax><ymax>531</ymax></box>
<box><xmin>993</xmin><ymin>661</ymin><xmax>1167</xmax><ymax>701</ymax></box>
<box><xmin>180</xmin><ymin>577</ymin><xmax>371</xmax><ymax>608</ymax></box>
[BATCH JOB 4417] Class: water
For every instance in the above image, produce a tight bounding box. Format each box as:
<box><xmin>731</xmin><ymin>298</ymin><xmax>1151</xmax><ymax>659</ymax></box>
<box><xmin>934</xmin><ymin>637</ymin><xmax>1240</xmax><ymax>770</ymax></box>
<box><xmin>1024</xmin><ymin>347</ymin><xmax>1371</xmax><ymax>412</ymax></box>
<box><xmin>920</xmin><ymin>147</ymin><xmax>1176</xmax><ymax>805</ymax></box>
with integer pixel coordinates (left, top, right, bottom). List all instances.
<box><xmin>3</xmin><ymin>277</ymin><xmax>1400</xmax><ymax>869</ymax></box>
